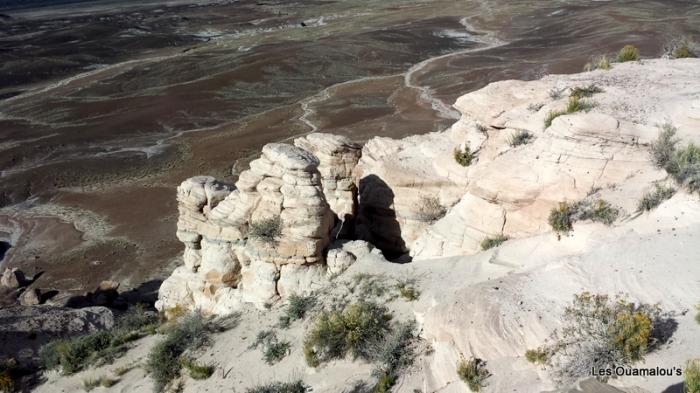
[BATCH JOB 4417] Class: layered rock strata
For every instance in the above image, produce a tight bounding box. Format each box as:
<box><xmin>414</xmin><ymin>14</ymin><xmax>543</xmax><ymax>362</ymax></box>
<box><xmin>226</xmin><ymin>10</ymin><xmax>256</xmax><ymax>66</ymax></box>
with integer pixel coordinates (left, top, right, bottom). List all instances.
<box><xmin>157</xmin><ymin>134</ymin><xmax>361</xmax><ymax>314</ymax></box>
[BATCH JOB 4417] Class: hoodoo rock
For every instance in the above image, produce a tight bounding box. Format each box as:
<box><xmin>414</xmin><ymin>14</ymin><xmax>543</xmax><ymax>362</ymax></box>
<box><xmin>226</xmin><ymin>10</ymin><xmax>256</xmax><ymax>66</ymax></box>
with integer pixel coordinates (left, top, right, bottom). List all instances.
<box><xmin>157</xmin><ymin>135</ymin><xmax>357</xmax><ymax>314</ymax></box>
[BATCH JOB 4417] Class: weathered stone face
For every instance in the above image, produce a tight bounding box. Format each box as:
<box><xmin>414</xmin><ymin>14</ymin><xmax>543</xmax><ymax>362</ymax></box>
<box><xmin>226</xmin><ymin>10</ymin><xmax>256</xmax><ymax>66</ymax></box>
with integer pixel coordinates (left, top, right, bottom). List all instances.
<box><xmin>157</xmin><ymin>135</ymin><xmax>359</xmax><ymax>314</ymax></box>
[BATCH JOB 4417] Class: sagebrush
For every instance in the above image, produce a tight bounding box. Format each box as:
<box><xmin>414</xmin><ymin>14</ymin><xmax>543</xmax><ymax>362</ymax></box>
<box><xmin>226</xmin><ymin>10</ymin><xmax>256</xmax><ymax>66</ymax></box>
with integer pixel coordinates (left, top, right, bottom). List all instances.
<box><xmin>245</xmin><ymin>380</ymin><xmax>307</xmax><ymax>393</ymax></box>
<box><xmin>686</xmin><ymin>359</ymin><xmax>700</xmax><ymax>393</ymax></box>
<box><xmin>303</xmin><ymin>301</ymin><xmax>392</xmax><ymax>367</ymax></box>
<box><xmin>249</xmin><ymin>217</ymin><xmax>282</xmax><ymax>242</ymax></box>
<box><xmin>617</xmin><ymin>45</ymin><xmax>640</xmax><ymax>62</ymax></box>
<box><xmin>480</xmin><ymin>235</ymin><xmax>509</xmax><ymax>250</ymax></box>
<box><xmin>41</xmin><ymin>307</ymin><xmax>158</xmax><ymax>374</ymax></box>
<box><xmin>454</xmin><ymin>145</ymin><xmax>475</xmax><ymax>167</ymax></box>
<box><xmin>544</xmin><ymin>293</ymin><xmax>669</xmax><ymax>384</ymax></box>
<box><xmin>457</xmin><ymin>358</ymin><xmax>491</xmax><ymax>392</ymax></box>
<box><xmin>147</xmin><ymin>313</ymin><xmax>211</xmax><ymax>392</ymax></box>
<box><xmin>637</xmin><ymin>185</ymin><xmax>676</xmax><ymax>212</ymax></box>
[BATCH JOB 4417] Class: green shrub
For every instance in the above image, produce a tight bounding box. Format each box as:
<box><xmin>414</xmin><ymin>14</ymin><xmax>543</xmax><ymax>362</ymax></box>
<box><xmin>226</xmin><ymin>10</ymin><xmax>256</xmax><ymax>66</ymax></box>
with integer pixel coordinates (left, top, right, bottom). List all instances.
<box><xmin>566</xmin><ymin>96</ymin><xmax>594</xmax><ymax>113</ymax></box>
<box><xmin>570</xmin><ymin>84</ymin><xmax>603</xmax><ymax>99</ymax></box>
<box><xmin>0</xmin><ymin>359</ymin><xmax>15</xmax><ymax>393</ymax></box>
<box><xmin>584</xmin><ymin>55</ymin><xmax>611</xmax><ymax>71</ymax></box>
<box><xmin>116</xmin><ymin>305</ymin><xmax>159</xmax><ymax>332</ymax></box>
<box><xmin>695</xmin><ymin>303</ymin><xmax>700</xmax><ymax>325</ymax></box>
<box><xmin>279</xmin><ymin>294</ymin><xmax>316</xmax><ymax>328</ymax></box>
<box><xmin>549</xmin><ymin>87</ymin><xmax>565</xmax><ymax>100</ymax></box>
<box><xmin>351</xmin><ymin>273</ymin><xmax>388</xmax><ymax>298</ymax></box>
<box><xmin>544</xmin><ymin>96</ymin><xmax>594</xmax><ymax>129</ymax></box>
<box><xmin>669</xmin><ymin>143</ymin><xmax>700</xmax><ymax>192</ymax></box>
<box><xmin>674</xmin><ymin>45</ymin><xmax>696</xmax><ymax>59</ymax></box>
<box><xmin>181</xmin><ymin>358</ymin><xmax>214</xmax><ymax>380</ymax></box>
<box><xmin>651</xmin><ymin>123</ymin><xmax>679</xmax><ymax>169</ymax></box>
<box><xmin>544</xmin><ymin>110</ymin><xmax>566</xmax><ymax>128</ymax></box>
<box><xmin>82</xmin><ymin>376</ymin><xmax>118</xmax><ymax>392</ymax></box>
<box><xmin>0</xmin><ymin>372</ymin><xmax>12</xmax><ymax>393</ymax></box>
<box><xmin>246</xmin><ymin>380</ymin><xmax>308</xmax><ymax>393</ymax></box>
<box><xmin>454</xmin><ymin>145</ymin><xmax>475</xmax><ymax>167</ymax></box>
<box><xmin>303</xmin><ymin>301</ymin><xmax>391</xmax><ymax>366</ymax></box>
<box><xmin>509</xmin><ymin>130</ymin><xmax>533</xmax><ymax>147</ymax></box>
<box><xmin>525</xmin><ymin>348</ymin><xmax>549</xmax><ymax>364</ymax></box>
<box><xmin>249</xmin><ymin>217</ymin><xmax>282</xmax><ymax>242</ymax></box>
<box><xmin>548</xmin><ymin>203</ymin><xmax>574</xmax><ymax>233</ymax></box>
<box><xmin>377</xmin><ymin>321</ymin><xmax>416</xmax><ymax>373</ymax></box>
<box><xmin>457</xmin><ymin>358</ymin><xmax>491</xmax><ymax>392</ymax></box>
<box><xmin>395</xmin><ymin>281</ymin><xmax>420</xmax><ymax>301</ymax></box>
<box><xmin>549</xmin><ymin>293</ymin><xmax>665</xmax><ymax>383</ymax></box>
<box><xmin>668</xmin><ymin>38</ymin><xmax>697</xmax><ymax>59</ymax></box>
<box><xmin>480</xmin><ymin>235</ymin><xmax>509</xmax><ymax>250</ymax></box>
<box><xmin>581</xmin><ymin>199</ymin><xmax>620</xmax><ymax>225</ymax></box>
<box><xmin>417</xmin><ymin>196</ymin><xmax>446</xmax><ymax>222</ymax></box>
<box><xmin>372</xmin><ymin>373</ymin><xmax>396</xmax><ymax>393</ymax></box>
<box><xmin>250</xmin><ymin>330</ymin><xmax>290</xmax><ymax>364</ymax></box>
<box><xmin>40</xmin><ymin>331</ymin><xmax>117</xmax><ymax>374</ymax></box>
<box><xmin>617</xmin><ymin>45</ymin><xmax>640</xmax><ymax>62</ymax></box>
<box><xmin>637</xmin><ymin>185</ymin><xmax>676</xmax><ymax>212</ymax></box>
<box><xmin>147</xmin><ymin>313</ymin><xmax>211</xmax><ymax>392</ymax></box>
<box><xmin>686</xmin><ymin>359</ymin><xmax>700</xmax><ymax>393</ymax></box>
<box><xmin>40</xmin><ymin>305</ymin><xmax>160</xmax><ymax>375</ymax></box>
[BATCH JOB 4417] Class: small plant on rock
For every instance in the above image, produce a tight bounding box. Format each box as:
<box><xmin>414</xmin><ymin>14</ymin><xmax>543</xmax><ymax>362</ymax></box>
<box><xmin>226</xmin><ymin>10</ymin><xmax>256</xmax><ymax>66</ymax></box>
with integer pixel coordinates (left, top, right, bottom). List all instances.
<box><xmin>668</xmin><ymin>143</ymin><xmax>700</xmax><ymax>192</ymax></box>
<box><xmin>249</xmin><ymin>217</ymin><xmax>282</xmax><ymax>243</ymax></box>
<box><xmin>181</xmin><ymin>357</ymin><xmax>215</xmax><ymax>380</ymax></box>
<box><xmin>417</xmin><ymin>196</ymin><xmax>447</xmax><ymax>222</ymax></box>
<box><xmin>457</xmin><ymin>357</ymin><xmax>491</xmax><ymax>392</ymax></box>
<box><xmin>395</xmin><ymin>280</ymin><xmax>420</xmax><ymax>301</ymax></box>
<box><xmin>584</xmin><ymin>55</ymin><xmax>611</xmax><ymax>71</ymax></box>
<box><xmin>147</xmin><ymin>312</ymin><xmax>212</xmax><ymax>392</ymax></box>
<box><xmin>580</xmin><ymin>199</ymin><xmax>620</xmax><ymax>225</ymax></box>
<box><xmin>686</xmin><ymin>359</ymin><xmax>700</xmax><ymax>393</ymax></box>
<box><xmin>617</xmin><ymin>44</ymin><xmax>640</xmax><ymax>62</ymax></box>
<box><xmin>651</xmin><ymin>123</ymin><xmax>679</xmax><ymax>169</ymax></box>
<box><xmin>525</xmin><ymin>347</ymin><xmax>549</xmax><ymax>364</ymax></box>
<box><xmin>303</xmin><ymin>301</ymin><xmax>391</xmax><ymax>367</ymax></box>
<box><xmin>666</xmin><ymin>37</ymin><xmax>697</xmax><ymax>59</ymax></box>
<box><xmin>250</xmin><ymin>330</ymin><xmax>291</xmax><ymax>365</ymax></box>
<box><xmin>544</xmin><ymin>110</ymin><xmax>566</xmax><ymax>128</ymax></box>
<box><xmin>279</xmin><ymin>294</ymin><xmax>316</xmax><ymax>328</ymax></box>
<box><xmin>637</xmin><ymin>185</ymin><xmax>676</xmax><ymax>212</ymax></box>
<box><xmin>480</xmin><ymin>234</ymin><xmax>509</xmax><ymax>250</ymax></box>
<box><xmin>454</xmin><ymin>144</ymin><xmax>475</xmax><ymax>167</ymax></box>
<box><xmin>570</xmin><ymin>84</ymin><xmax>603</xmax><ymax>99</ymax></box>
<box><xmin>566</xmin><ymin>95</ymin><xmax>594</xmax><ymax>113</ymax></box>
<box><xmin>246</xmin><ymin>380</ymin><xmax>308</xmax><ymax>393</ymax></box>
<box><xmin>548</xmin><ymin>202</ymin><xmax>574</xmax><ymax>234</ymax></box>
<box><xmin>509</xmin><ymin>130</ymin><xmax>533</xmax><ymax>147</ymax></box>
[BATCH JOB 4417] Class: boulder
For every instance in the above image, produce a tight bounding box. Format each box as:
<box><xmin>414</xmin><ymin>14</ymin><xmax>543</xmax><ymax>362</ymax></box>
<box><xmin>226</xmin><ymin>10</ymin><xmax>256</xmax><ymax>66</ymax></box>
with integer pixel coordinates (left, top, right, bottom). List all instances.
<box><xmin>1</xmin><ymin>268</ymin><xmax>26</xmax><ymax>289</ymax></box>
<box><xmin>19</xmin><ymin>288</ymin><xmax>41</xmax><ymax>306</ymax></box>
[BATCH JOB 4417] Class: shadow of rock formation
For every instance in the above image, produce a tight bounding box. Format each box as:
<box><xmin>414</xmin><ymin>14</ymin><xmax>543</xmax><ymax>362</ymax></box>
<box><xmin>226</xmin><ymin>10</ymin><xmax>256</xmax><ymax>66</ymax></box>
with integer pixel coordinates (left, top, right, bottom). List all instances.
<box><xmin>356</xmin><ymin>174</ymin><xmax>408</xmax><ymax>260</ymax></box>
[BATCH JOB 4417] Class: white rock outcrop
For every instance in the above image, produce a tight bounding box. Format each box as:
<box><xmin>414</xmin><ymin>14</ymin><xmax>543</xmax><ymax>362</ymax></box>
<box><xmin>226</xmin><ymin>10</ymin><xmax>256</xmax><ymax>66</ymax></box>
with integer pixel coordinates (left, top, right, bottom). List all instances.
<box><xmin>354</xmin><ymin>59</ymin><xmax>700</xmax><ymax>258</ymax></box>
<box><xmin>157</xmin><ymin>134</ymin><xmax>362</xmax><ymax>314</ymax></box>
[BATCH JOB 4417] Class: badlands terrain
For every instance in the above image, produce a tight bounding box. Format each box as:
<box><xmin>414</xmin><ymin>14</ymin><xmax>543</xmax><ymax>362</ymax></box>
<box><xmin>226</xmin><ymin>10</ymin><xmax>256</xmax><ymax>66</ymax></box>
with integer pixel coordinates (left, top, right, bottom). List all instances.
<box><xmin>1</xmin><ymin>0</ymin><xmax>700</xmax><ymax>392</ymax></box>
<box><xmin>1</xmin><ymin>0</ymin><xmax>700</xmax><ymax>300</ymax></box>
<box><xmin>18</xmin><ymin>57</ymin><xmax>700</xmax><ymax>392</ymax></box>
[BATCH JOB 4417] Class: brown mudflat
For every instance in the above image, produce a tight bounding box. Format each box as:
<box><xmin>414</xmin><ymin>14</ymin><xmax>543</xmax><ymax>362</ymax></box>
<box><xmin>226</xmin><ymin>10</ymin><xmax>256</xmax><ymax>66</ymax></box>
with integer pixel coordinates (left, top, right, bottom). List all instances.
<box><xmin>0</xmin><ymin>0</ymin><xmax>698</xmax><ymax>299</ymax></box>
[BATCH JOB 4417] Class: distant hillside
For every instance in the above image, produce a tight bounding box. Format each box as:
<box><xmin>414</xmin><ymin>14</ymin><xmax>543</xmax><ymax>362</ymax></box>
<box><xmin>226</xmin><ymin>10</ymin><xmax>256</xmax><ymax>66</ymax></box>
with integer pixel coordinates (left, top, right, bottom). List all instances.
<box><xmin>0</xmin><ymin>0</ymin><xmax>101</xmax><ymax>11</ymax></box>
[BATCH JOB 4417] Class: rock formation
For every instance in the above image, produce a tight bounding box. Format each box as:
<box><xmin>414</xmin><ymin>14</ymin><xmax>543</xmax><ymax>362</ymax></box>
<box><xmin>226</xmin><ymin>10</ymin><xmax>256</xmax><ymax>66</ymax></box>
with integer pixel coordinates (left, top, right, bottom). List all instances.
<box><xmin>354</xmin><ymin>59</ymin><xmax>700</xmax><ymax>259</ymax></box>
<box><xmin>157</xmin><ymin>134</ymin><xmax>362</xmax><ymax>314</ymax></box>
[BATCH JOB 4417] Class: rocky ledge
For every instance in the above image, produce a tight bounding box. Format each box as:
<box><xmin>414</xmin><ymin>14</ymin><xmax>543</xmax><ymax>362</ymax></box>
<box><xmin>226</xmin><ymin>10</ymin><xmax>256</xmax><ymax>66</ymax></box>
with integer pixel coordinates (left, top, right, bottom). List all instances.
<box><xmin>129</xmin><ymin>58</ymin><xmax>700</xmax><ymax>393</ymax></box>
